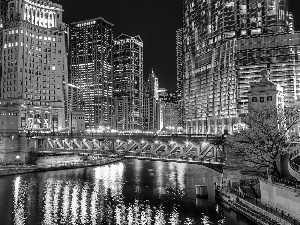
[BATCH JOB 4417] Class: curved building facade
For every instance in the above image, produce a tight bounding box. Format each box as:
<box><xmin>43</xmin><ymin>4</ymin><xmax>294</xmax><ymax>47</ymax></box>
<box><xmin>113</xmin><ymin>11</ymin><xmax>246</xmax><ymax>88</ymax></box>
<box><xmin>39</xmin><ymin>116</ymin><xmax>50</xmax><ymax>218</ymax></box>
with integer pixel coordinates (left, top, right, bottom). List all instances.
<box><xmin>184</xmin><ymin>0</ymin><xmax>300</xmax><ymax>134</ymax></box>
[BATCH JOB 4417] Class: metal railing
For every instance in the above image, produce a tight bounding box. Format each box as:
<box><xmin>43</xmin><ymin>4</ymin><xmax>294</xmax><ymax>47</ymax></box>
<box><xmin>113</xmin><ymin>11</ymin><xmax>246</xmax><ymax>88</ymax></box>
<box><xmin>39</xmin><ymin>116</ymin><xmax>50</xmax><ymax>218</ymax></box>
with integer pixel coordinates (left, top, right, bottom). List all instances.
<box><xmin>27</xmin><ymin>131</ymin><xmax>224</xmax><ymax>140</ymax></box>
<box><xmin>261</xmin><ymin>173</ymin><xmax>300</xmax><ymax>189</ymax></box>
<box><xmin>226</xmin><ymin>187</ymin><xmax>300</xmax><ymax>225</ymax></box>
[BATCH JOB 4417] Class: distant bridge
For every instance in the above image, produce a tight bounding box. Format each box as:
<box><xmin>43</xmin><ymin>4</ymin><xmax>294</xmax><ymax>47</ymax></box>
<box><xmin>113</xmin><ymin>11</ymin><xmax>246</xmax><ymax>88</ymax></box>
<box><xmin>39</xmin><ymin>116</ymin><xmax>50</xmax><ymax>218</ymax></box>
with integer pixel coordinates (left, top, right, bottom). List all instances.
<box><xmin>28</xmin><ymin>132</ymin><xmax>226</xmax><ymax>171</ymax></box>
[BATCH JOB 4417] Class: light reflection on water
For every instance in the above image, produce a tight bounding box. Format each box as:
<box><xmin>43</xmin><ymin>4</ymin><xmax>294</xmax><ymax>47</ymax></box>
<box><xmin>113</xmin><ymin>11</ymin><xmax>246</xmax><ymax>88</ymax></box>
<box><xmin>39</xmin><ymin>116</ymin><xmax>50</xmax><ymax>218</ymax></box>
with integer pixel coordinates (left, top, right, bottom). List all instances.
<box><xmin>0</xmin><ymin>159</ymin><xmax>254</xmax><ymax>225</ymax></box>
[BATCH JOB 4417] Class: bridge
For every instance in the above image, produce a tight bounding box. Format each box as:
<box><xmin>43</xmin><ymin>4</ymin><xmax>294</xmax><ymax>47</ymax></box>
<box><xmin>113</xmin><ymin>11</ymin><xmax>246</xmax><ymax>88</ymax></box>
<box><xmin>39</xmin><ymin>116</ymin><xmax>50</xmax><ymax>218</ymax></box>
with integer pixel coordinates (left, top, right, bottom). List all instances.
<box><xmin>27</xmin><ymin>132</ymin><xmax>226</xmax><ymax>170</ymax></box>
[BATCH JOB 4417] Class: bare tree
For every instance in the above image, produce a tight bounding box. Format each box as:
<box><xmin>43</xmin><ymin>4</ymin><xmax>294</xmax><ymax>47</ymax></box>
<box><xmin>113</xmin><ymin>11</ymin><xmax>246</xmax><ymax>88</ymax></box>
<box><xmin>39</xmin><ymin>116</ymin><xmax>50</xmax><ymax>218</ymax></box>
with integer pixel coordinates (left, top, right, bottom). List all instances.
<box><xmin>226</xmin><ymin>105</ymin><xmax>300</xmax><ymax>178</ymax></box>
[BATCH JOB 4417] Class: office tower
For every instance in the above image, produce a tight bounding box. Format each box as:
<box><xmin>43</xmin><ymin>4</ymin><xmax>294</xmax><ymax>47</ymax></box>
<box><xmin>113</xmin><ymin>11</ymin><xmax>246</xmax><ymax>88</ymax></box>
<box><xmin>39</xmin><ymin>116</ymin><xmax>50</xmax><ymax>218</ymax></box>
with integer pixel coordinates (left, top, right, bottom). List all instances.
<box><xmin>70</xmin><ymin>17</ymin><xmax>114</xmax><ymax>129</ymax></box>
<box><xmin>113</xmin><ymin>34</ymin><xmax>143</xmax><ymax>131</ymax></box>
<box><xmin>68</xmin><ymin>84</ymin><xmax>83</xmax><ymax>111</ymax></box>
<box><xmin>183</xmin><ymin>0</ymin><xmax>300</xmax><ymax>135</ymax></box>
<box><xmin>114</xmin><ymin>96</ymin><xmax>129</xmax><ymax>131</ymax></box>
<box><xmin>176</xmin><ymin>28</ymin><xmax>185</xmax><ymax>132</ymax></box>
<box><xmin>0</xmin><ymin>0</ymin><xmax>7</xmax><ymax>28</ymax></box>
<box><xmin>0</xmin><ymin>0</ymin><xmax>68</xmax><ymax>131</ymax></box>
<box><xmin>157</xmin><ymin>90</ymin><xmax>180</xmax><ymax>133</ymax></box>
<box><xmin>176</xmin><ymin>28</ymin><xmax>183</xmax><ymax>97</ymax></box>
<box><xmin>143</xmin><ymin>70</ymin><xmax>159</xmax><ymax>132</ymax></box>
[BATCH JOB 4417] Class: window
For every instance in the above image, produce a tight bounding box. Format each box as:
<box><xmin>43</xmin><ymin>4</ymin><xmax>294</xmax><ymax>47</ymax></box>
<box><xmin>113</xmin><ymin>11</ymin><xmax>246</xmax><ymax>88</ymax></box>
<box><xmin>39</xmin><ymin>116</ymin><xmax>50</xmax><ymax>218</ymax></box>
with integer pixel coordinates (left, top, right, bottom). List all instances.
<box><xmin>267</xmin><ymin>96</ymin><xmax>272</xmax><ymax>101</ymax></box>
<box><xmin>252</xmin><ymin>97</ymin><xmax>257</xmax><ymax>102</ymax></box>
<box><xmin>260</xmin><ymin>97</ymin><xmax>264</xmax><ymax>102</ymax></box>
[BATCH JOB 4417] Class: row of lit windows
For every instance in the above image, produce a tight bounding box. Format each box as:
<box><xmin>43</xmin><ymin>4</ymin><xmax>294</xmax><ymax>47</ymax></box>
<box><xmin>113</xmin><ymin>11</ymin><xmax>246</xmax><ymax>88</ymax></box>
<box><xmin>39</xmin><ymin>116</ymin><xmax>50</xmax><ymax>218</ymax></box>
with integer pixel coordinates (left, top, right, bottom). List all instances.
<box><xmin>0</xmin><ymin>112</ymin><xmax>17</xmax><ymax>116</ymax></box>
<box><xmin>5</xmin><ymin>29</ymin><xmax>57</xmax><ymax>41</ymax></box>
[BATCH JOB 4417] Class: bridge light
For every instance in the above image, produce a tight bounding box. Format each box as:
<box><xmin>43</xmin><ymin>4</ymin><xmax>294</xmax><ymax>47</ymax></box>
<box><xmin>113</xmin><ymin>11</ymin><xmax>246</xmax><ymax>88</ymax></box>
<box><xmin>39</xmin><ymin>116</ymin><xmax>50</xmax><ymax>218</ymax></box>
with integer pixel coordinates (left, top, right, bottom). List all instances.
<box><xmin>185</xmin><ymin>141</ymin><xmax>190</xmax><ymax>146</ymax></box>
<box><xmin>73</xmin><ymin>138</ymin><xmax>76</xmax><ymax>141</ymax></box>
<box><xmin>93</xmin><ymin>139</ymin><xmax>96</xmax><ymax>142</ymax></box>
<box><xmin>141</xmin><ymin>140</ymin><xmax>145</xmax><ymax>144</ymax></box>
<box><xmin>48</xmin><ymin>138</ymin><xmax>51</xmax><ymax>141</ymax></box>
<box><xmin>170</xmin><ymin>141</ymin><xmax>175</xmax><ymax>145</ymax></box>
<box><xmin>116</xmin><ymin>139</ymin><xmax>120</xmax><ymax>143</ymax></box>
<box><xmin>155</xmin><ymin>140</ymin><xmax>159</xmax><ymax>144</ymax></box>
<box><xmin>83</xmin><ymin>139</ymin><xmax>86</xmax><ymax>142</ymax></box>
<box><xmin>56</xmin><ymin>138</ymin><xmax>58</xmax><ymax>141</ymax></box>
<box><xmin>128</xmin><ymin>140</ymin><xmax>132</xmax><ymax>143</ymax></box>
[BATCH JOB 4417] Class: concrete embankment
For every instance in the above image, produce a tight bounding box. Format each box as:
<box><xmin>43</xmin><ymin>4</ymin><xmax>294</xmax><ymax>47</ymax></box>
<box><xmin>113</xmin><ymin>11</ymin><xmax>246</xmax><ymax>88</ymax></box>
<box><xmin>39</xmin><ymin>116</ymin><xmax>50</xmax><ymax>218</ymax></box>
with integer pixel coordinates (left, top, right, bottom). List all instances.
<box><xmin>0</xmin><ymin>158</ymin><xmax>123</xmax><ymax>177</ymax></box>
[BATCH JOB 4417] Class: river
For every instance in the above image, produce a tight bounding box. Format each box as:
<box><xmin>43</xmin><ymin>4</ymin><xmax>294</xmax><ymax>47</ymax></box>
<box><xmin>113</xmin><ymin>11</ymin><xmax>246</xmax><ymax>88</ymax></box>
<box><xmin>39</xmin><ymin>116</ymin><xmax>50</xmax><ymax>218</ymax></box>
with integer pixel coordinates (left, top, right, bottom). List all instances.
<box><xmin>0</xmin><ymin>159</ymin><xmax>255</xmax><ymax>225</ymax></box>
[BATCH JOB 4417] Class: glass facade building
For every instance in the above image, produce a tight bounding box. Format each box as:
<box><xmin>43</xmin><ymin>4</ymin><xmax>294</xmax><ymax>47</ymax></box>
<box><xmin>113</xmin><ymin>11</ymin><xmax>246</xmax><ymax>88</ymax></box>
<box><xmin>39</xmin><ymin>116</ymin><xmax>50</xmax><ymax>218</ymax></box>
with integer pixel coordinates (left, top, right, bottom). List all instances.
<box><xmin>176</xmin><ymin>28</ymin><xmax>184</xmax><ymax>97</ymax></box>
<box><xmin>113</xmin><ymin>34</ymin><xmax>143</xmax><ymax>131</ymax></box>
<box><xmin>70</xmin><ymin>17</ymin><xmax>114</xmax><ymax>129</ymax></box>
<box><xmin>183</xmin><ymin>0</ymin><xmax>300</xmax><ymax>134</ymax></box>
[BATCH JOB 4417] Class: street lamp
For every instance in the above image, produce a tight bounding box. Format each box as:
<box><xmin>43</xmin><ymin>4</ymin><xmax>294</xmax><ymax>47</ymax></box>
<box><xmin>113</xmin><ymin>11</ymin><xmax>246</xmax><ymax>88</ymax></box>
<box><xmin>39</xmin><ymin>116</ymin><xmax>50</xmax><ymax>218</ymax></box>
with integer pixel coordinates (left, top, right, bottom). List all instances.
<box><xmin>16</xmin><ymin>155</ymin><xmax>20</xmax><ymax>167</ymax></box>
<box><xmin>70</xmin><ymin>111</ymin><xmax>73</xmax><ymax>136</ymax></box>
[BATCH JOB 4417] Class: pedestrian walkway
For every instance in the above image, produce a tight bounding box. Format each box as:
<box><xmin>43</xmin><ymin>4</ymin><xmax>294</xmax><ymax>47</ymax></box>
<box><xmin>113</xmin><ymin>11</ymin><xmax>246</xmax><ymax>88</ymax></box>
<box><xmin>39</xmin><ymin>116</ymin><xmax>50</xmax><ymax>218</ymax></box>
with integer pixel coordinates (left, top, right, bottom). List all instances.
<box><xmin>216</xmin><ymin>185</ymin><xmax>300</xmax><ymax>225</ymax></box>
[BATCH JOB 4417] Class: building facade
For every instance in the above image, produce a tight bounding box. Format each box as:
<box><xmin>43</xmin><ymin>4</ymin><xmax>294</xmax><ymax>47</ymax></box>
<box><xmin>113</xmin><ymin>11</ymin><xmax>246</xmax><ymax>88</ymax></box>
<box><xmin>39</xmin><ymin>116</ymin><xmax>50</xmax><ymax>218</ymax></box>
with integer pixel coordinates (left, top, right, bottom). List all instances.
<box><xmin>0</xmin><ymin>0</ymin><xmax>69</xmax><ymax>131</ymax></box>
<box><xmin>183</xmin><ymin>0</ymin><xmax>300</xmax><ymax>135</ymax></box>
<box><xmin>114</xmin><ymin>96</ymin><xmax>129</xmax><ymax>131</ymax></box>
<box><xmin>113</xmin><ymin>34</ymin><xmax>143</xmax><ymax>131</ymax></box>
<box><xmin>158</xmin><ymin>90</ymin><xmax>181</xmax><ymax>133</ymax></box>
<box><xmin>176</xmin><ymin>28</ymin><xmax>183</xmax><ymax>97</ymax></box>
<box><xmin>248</xmin><ymin>69</ymin><xmax>284</xmax><ymax>112</ymax></box>
<box><xmin>143</xmin><ymin>70</ymin><xmax>159</xmax><ymax>132</ymax></box>
<box><xmin>0</xmin><ymin>0</ymin><xmax>69</xmax><ymax>163</ymax></box>
<box><xmin>70</xmin><ymin>17</ymin><xmax>114</xmax><ymax>129</ymax></box>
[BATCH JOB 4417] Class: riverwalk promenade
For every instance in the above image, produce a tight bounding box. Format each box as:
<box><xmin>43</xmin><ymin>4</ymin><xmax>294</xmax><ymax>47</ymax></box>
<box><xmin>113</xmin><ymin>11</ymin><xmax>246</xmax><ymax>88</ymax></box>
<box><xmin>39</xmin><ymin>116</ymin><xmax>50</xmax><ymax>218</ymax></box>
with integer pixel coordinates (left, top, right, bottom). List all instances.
<box><xmin>0</xmin><ymin>157</ymin><xmax>123</xmax><ymax>177</ymax></box>
<box><xmin>216</xmin><ymin>185</ymin><xmax>300</xmax><ymax>225</ymax></box>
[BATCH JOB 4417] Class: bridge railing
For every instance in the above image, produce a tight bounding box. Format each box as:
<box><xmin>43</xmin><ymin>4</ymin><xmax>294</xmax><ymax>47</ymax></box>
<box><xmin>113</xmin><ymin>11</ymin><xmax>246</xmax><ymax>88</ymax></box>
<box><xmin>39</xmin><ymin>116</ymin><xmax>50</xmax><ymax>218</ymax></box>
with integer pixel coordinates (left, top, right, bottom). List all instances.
<box><xmin>28</xmin><ymin>131</ymin><xmax>225</xmax><ymax>141</ymax></box>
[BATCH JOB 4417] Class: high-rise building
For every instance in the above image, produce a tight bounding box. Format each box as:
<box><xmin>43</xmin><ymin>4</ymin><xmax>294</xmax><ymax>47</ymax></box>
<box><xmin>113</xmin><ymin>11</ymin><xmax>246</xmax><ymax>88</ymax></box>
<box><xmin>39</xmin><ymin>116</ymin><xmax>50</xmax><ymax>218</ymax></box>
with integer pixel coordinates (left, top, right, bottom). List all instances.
<box><xmin>68</xmin><ymin>84</ymin><xmax>83</xmax><ymax>111</ymax></box>
<box><xmin>143</xmin><ymin>70</ymin><xmax>159</xmax><ymax>132</ymax></box>
<box><xmin>157</xmin><ymin>90</ymin><xmax>180</xmax><ymax>133</ymax></box>
<box><xmin>0</xmin><ymin>0</ymin><xmax>8</xmax><ymax>28</ymax></box>
<box><xmin>176</xmin><ymin>28</ymin><xmax>185</xmax><ymax>132</ymax></box>
<box><xmin>183</xmin><ymin>0</ymin><xmax>300</xmax><ymax>135</ymax></box>
<box><xmin>70</xmin><ymin>17</ymin><xmax>114</xmax><ymax>129</ymax></box>
<box><xmin>0</xmin><ymin>0</ymin><xmax>69</xmax><ymax>131</ymax></box>
<box><xmin>113</xmin><ymin>34</ymin><xmax>143</xmax><ymax>131</ymax></box>
<box><xmin>176</xmin><ymin>28</ymin><xmax>183</xmax><ymax>97</ymax></box>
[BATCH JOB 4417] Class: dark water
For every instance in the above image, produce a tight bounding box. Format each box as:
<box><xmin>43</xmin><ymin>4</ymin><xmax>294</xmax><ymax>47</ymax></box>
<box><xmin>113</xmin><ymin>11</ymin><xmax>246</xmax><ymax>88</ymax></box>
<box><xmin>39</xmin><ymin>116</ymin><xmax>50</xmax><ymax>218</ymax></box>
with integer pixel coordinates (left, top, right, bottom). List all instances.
<box><xmin>0</xmin><ymin>159</ymin><xmax>255</xmax><ymax>225</ymax></box>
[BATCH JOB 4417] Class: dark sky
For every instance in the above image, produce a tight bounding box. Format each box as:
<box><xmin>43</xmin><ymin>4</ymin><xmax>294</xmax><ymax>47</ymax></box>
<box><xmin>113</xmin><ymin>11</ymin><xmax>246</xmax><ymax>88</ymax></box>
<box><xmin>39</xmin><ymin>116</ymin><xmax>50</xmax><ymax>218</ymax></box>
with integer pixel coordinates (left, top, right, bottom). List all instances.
<box><xmin>59</xmin><ymin>0</ymin><xmax>183</xmax><ymax>92</ymax></box>
<box><xmin>58</xmin><ymin>0</ymin><xmax>300</xmax><ymax>92</ymax></box>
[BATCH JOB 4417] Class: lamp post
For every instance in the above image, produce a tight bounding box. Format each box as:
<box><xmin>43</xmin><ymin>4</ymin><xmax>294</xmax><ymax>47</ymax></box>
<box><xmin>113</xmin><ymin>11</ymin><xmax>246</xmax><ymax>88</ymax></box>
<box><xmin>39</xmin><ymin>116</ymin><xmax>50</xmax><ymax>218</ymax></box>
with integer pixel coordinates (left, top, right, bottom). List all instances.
<box><xmin>205</xmin><ymin>112</ymin><xmax>208</xmax><ymax>139</ymax></box>
<box><xmin>16</xmin><ymin>155</ymin><xmax>20</xmax><ymax>167</ymax></box>
<box><xmin>70</xmin><ymin>111</ymin><xmax>73</xmax><ymax>136</ymax></box>
<box><xmin>52</xmin><ymin>116</ymin><xmax>55</xmax><ymax>135</ymax></box>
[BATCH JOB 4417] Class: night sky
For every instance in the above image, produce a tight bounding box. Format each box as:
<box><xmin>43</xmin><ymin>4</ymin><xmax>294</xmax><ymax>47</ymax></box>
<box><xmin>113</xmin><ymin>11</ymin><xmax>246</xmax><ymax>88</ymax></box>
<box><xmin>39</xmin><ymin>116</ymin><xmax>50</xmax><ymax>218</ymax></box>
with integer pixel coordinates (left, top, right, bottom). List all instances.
<box><xmin>59</xmin><ymin>0</ymin><xmax>182</xmax><ymax>92</ymax></box>
<box><xmin>58</xmin><ymin>0</ymin><xmax>300</xmax><ymax>92</ymax></box>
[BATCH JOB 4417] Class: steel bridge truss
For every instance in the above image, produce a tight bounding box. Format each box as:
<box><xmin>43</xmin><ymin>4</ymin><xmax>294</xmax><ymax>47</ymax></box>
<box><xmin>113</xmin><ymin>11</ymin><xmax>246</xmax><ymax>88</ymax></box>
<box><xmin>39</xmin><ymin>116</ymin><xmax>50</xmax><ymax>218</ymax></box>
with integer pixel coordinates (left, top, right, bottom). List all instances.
<box><xmin>34</xmin><ymin>136</ymin><xmax>225</xmax><ymax>162</ymax></box>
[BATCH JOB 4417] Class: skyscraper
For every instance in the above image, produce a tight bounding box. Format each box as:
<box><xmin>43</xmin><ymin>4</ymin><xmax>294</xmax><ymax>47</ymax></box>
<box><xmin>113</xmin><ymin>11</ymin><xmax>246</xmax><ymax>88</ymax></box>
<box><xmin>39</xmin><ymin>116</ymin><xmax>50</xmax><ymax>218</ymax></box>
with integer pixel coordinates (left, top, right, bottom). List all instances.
<box><xmin>176</xmin><ymin>28</ymin><xmax>185</xmax><ymax>132</ymax></box>
<box><xmin>157</xmin><ymin>90</ymin><xmax>180</xmax><ymax>133</ymax></box>
<box><xmin>143</xmin><ymin>70</ymin><xmax>159</xmax><ymax>132</ymax></box>
<box><xmin>0</xmin><ymin>0</ymin><xmax>69</xmax><ymax>131</ymax></box>
<box><xmin>176</xmin><ymin>28</ymin><xmax>183</xmax><ymax>97</ymax></box>
<box><xmin>113</xmin><ymin>34</ymin><xmax>143</xmax><ymax>131</ymax></box>
<box><xmin>183</xmin><ymin>0</ymin><xmax>300</xmax><ymax>135</ymax></box>
<box><xmin>70</xmin><ymin>17</ymin><xmax>114</xmax><ymax>129</ymax></box>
